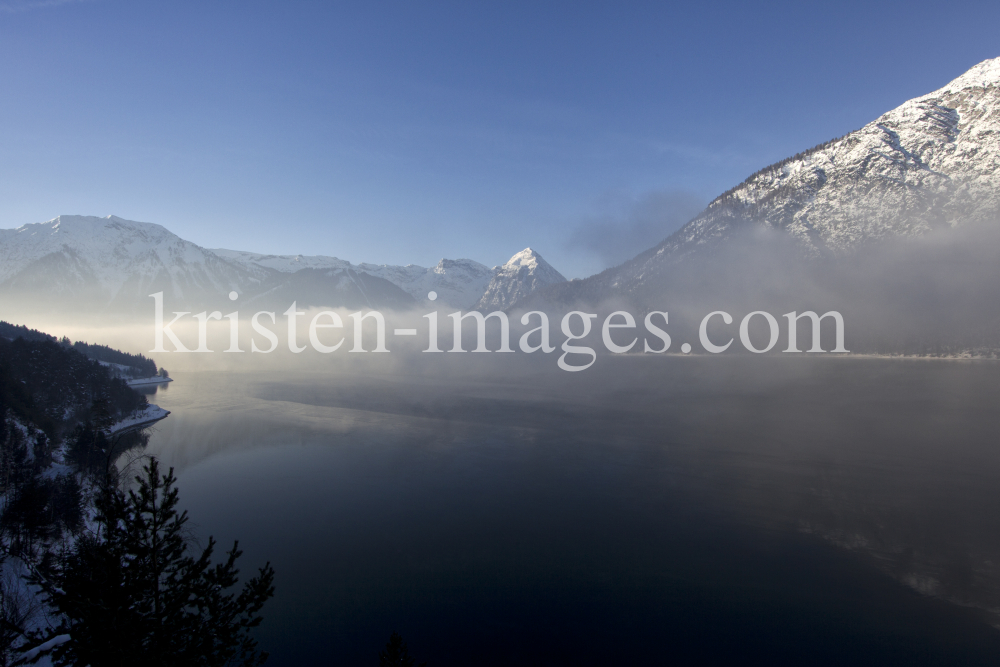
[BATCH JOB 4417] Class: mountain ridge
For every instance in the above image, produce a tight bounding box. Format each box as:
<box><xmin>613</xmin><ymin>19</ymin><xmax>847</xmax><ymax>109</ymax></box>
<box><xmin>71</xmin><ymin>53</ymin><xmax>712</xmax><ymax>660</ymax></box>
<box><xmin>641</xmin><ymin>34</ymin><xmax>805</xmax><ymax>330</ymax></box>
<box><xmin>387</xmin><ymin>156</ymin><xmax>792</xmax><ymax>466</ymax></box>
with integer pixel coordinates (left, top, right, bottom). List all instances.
<box><xmin>535</xmin><ymin>55</ymin><xmax>1000</xmax><ymax>305</ymax></box>
<box><xmin>0</xmin><ymin>216</ymin><xmax>563</xmax><ymax>315</ymax></box>
<box><xmin>214</xmin><ymin>248</ymin><xmax>494</xmax><ymax>309</ymax></box>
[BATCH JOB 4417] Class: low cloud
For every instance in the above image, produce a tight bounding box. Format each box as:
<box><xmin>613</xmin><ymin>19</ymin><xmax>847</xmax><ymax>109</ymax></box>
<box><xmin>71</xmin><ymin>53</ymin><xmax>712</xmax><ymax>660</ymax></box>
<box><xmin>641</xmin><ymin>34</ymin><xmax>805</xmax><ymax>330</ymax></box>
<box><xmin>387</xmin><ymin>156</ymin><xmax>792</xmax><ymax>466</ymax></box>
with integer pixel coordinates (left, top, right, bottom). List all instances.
<box><xmin>567</xmin><ymin>189</ymin><xmax>705</xmax><ymax>270</ymax></box>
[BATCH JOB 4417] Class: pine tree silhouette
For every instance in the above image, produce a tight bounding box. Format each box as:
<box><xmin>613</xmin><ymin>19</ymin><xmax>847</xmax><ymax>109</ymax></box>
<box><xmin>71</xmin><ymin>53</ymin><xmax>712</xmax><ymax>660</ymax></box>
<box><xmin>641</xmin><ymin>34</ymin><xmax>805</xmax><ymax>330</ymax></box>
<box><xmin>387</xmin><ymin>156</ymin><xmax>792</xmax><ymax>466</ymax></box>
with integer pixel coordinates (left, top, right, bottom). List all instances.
<box><xmin>379</xmin><ymin>631</ymin><xmax>427</xmax><ymax>667</ymax></box>
<box><xmin>26</xmin><ymin>458</ymin><xmax>275</xmax><ymax>666</ymax></box>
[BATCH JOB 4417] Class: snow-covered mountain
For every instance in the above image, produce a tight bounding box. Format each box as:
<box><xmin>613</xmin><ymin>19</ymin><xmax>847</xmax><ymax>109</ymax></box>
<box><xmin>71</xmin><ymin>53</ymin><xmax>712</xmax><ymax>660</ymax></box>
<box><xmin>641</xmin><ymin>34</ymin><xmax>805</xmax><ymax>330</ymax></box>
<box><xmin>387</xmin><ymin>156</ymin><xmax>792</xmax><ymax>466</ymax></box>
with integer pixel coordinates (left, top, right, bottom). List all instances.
<box><xmin>475</xmin><ymin>248</ymin><xmax>567</xmax><ymax>311</ymax></box>
<box><xmin>0</xmin><ymin>216</ymin><xmax>563</xmax><ymax>316</ymax></box>
<box><xmin>216</xmin><ymin>249</ymin><xmax>493</xmax><ymax>309</ymax></box>
<box><xmin>0</xmin><ymin>215</ymin><xmax>257</xmax><ymax>315</ymax></box>
<box><xmin>209</xmin><ymin>248</ymin><xmax>417</xmax><ymax>310</ymax></box>
<box><xmin>244</xmin><ymin>267</ymin><xmax>416</xmax><ymax>311</ymax></box>
<box><xmin>548</xmin><ymin>56</ymin><xmax>1000</xmax><ymax>303</ymax></box>
<box><xmin>0</xmin><ymin>216</ymin><xmax>417</xmax><ymax>315</ymax></box>
<box><xmin>211</xmin><ymin>248</ymin><xmax>353</xmax><ymax>275</ymax></box>
<box><xmin>358</xmin><ymin>259</ymin><xmax>493</xmax><ymax>309</ymax></box>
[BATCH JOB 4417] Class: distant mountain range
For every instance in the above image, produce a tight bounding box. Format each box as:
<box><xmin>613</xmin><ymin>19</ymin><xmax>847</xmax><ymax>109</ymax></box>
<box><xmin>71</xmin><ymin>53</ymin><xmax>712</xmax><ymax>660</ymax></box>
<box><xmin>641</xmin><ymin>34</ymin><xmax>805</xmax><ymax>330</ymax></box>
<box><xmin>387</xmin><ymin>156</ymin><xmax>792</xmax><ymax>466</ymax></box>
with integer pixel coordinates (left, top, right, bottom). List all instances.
<box><xmin>212</xmin><ymin>248</ymin><xmax>499</xmax><ymax>310</ymax></box>
<box><xmin>0</xmin><ymin>215</ymin><xmax>566</xmax><ymax>316</ymax></box>
<box><xmin>2</xmin><ymin>57</ymin><xmax>997</xmax><ymax>324</ymax></box>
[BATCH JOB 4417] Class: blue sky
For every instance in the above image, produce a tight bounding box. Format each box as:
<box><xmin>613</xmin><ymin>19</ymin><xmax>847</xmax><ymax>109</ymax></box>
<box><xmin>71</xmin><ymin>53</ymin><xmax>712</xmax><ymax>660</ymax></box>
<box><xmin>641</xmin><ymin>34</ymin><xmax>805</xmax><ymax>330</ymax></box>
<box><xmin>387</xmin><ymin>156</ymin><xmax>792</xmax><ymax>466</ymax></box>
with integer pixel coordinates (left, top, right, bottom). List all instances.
<box><xmin>1</xmin><ymin>1</ymin><xmax>997</xmax><ymax>277</ymax></box>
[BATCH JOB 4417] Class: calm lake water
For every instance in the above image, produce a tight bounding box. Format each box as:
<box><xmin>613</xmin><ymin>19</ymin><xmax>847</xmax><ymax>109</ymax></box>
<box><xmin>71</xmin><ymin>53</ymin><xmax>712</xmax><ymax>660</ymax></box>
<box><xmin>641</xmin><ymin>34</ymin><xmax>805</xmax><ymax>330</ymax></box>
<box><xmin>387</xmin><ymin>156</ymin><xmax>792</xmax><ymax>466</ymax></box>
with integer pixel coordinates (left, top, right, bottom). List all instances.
<box><xmin>138</xmin><ymin>357</ymin><xmax>1000</xmax><ymax>666</ymax></box>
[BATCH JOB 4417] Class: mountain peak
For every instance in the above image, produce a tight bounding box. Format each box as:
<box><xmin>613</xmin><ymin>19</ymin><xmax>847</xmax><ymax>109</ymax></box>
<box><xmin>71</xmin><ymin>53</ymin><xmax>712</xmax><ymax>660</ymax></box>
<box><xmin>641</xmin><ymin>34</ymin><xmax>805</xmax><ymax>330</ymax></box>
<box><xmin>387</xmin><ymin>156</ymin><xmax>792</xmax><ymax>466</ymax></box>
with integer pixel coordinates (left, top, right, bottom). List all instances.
<box><xmin>0</xmin><ymin>215</ymin><xmax>244</xmax><ymax>312</ymax></box>
<box><xmin>551</xmin><ymin>56</ymin><xmax>1000</xmax><ymax>305</ymax></box>
<box><xmin>476</xmin><ymin>248</ymin><xmax>566</xmax><ymax>311</ymax></box>
<box><xmin>503</xmin><ymin>247</ymin><xmax>542</xmax><ymax>270</ymax></box>
<box><xmin>934</xmin><ymin>56</ymin><xmax>1000</xmax><ymax>93</ymax></box>
<box><xmin>14</xmin><ymin>215</ymin><xmax>177</xmax><ymax>242</ymax></box>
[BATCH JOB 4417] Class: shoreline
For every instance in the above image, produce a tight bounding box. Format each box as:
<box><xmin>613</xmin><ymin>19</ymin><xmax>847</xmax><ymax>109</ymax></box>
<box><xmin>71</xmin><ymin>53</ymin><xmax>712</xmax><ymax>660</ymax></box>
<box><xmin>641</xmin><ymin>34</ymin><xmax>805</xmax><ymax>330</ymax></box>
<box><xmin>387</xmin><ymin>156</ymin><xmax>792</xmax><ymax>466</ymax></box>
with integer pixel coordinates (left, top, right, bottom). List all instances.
<box><xmin>127</xmin><ymin>376</ymin><xmax>174</xmax><ymax>387</ymax></box>
<box><xmin>109</xmin><ymin>404</ymin><xmax>171</xmax><ymax>435</ymax></box>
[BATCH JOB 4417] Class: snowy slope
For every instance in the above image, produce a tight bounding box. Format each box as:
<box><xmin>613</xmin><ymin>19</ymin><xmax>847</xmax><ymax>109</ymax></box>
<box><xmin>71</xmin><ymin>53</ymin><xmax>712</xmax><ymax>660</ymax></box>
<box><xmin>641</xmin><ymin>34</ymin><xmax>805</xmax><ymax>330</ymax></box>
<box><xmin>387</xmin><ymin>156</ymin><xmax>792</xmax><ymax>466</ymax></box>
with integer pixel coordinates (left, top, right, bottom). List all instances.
<box><xmin>0</xmin><ymin>215</ymin><xmax>251</xmax><ymax>290</ymax></box>
<box><xmin>359</xmin><ymin>258</ymin><xmax>493</xmax><ymax>309</ymax></box>
<box><xmin>475</xmin><ymin>248</ymin><xmax>567</xmax><ymax>311</ymax></box>
<box><xmin>211</xmin><ymin>248</ymin><xmax>352</xmax><ymax>274</ymax></box>
<box><xmin>208</xmin><ymin>248</ymin><xmax>419</xmax><ymax>310</ymax></box>
<box><xmin>0</xmin><ymin>218</ymin><xmax>560</xmax><ymax>314</ymax></box>
<box><xmin>554</xmin><ymin>56</ymin><xmax>1000</xmax><ymax>300</ymax></box>
<box><xmin>244</xmin><ymin>266</ymin><xmax>416</xmax><ymax>311</ymax></box>
<box><xmin>0</xmin><ymin>215</ymin><xmax>257</xmax><ymax>314</ymax></box>
<box><xmin>0</xmin><ymin>217</ymin><xmax>414</xmax><ymax>314</ymax></box>
<box><xmin>215</xmin><ymin>249</ymin><xmax>493</xmax><ymax>309</ymax></box>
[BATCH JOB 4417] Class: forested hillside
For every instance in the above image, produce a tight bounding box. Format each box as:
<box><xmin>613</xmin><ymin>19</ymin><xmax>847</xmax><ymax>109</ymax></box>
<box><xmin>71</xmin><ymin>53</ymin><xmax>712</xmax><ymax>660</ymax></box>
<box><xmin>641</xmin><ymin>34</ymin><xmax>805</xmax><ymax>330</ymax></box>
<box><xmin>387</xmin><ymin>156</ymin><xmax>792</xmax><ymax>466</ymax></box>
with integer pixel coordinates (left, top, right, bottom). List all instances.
<box><xmin>0</xmin><ymin>325</ymin><xmax>163</xmax><ymax>662</ymax></box>
<box><xmin>0</xmin><ymin>336</ymin><xmax>148</xmax><ymax>438</ymax></box>
<box><xmin>0</xmin><ymin>320</ymin><xmax>159</xmax><ymax>378</ymax></box>
<box><xmin>0</xmin><ymin>323</ymin><xmax>273</xmax><ymax>666</ymax></box>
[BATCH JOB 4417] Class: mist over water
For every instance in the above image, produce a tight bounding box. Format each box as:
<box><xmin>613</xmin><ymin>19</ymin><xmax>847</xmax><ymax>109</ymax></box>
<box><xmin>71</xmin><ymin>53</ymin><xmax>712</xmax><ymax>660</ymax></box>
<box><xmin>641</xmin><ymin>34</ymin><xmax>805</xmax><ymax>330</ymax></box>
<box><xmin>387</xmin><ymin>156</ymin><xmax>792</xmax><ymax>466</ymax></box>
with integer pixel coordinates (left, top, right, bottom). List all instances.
<box><xmin>526</xmin><ymin>218</ymin><xmax>1000</xmax><ymax>356</ymax></box>
<box><xmin>9</xmin><ymin>214</ymin><xmax>1000</xmax><ymax>664</ymax></box>
<box><xmin>129</xmin><ymin>352</ymin><xmax>1000</xmax><ymax>666</ymax></box>
<box><xmin>9</xmin><ymin>216</ymin><xmax>1000</xmax><ymax>370</ymax></box>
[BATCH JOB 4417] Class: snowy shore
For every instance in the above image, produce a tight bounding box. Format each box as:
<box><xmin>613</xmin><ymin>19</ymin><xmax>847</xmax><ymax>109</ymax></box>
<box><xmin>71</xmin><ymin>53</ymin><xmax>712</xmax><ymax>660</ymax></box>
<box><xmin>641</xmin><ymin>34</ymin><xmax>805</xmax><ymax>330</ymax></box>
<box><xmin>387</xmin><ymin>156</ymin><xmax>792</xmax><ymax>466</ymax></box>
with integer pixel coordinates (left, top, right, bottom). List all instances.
<box><xmin>109</xmin><ymin>404</ymin><xmax>170</xmax><ymax>435</ymax></box>
<box><xmin>126</xmin><ymin>376</ymin><xmax>173</xmax><ymax>387</ymax></box>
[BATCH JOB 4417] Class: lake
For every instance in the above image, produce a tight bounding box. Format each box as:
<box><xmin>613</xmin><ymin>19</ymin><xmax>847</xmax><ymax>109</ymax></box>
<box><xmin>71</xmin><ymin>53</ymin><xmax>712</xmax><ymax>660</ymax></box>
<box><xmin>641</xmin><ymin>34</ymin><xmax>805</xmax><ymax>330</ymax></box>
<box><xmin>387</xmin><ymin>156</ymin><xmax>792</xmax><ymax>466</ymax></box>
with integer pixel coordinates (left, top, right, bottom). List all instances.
<box><xmin>137</xmin><ymin>356</ymin><xmax>1000</xmax><ymax>666</ymax></box>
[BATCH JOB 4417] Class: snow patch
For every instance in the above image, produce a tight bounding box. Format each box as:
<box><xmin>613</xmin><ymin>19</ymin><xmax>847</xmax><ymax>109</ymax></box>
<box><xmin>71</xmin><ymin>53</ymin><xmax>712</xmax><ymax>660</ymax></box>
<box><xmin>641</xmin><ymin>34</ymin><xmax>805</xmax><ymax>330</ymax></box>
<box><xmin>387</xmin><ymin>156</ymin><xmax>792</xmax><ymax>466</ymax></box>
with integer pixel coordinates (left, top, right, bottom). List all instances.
<box><xmin>109</xmin><ymin>404</ymin><xmax>170</xmax><ymax>435</ymax></box>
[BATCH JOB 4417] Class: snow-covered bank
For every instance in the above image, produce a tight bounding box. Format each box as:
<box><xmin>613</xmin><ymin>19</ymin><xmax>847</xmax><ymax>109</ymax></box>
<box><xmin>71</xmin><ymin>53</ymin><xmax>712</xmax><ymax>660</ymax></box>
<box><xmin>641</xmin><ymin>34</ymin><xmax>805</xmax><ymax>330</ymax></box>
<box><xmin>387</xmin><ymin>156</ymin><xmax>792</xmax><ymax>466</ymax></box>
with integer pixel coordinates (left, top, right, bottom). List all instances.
<box><xmin>109</xmin><ymin>405</ymin><xmax>170</xmax><ymax>435</ymax></box>
<box><xmin>126</xmin><ymin>376</ymin><xmax>173</xmax><ymax>387</ymax></box>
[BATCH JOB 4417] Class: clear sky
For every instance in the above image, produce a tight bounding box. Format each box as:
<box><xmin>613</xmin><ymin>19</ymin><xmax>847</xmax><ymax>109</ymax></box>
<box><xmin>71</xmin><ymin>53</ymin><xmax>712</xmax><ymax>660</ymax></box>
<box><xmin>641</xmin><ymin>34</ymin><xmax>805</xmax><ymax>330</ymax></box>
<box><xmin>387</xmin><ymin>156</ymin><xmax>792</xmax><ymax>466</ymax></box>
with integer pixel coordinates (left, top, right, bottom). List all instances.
<box><xmin>1</xmin><ymin>0</ymin><xmax>997</xmax><ymax>278</ymax></box>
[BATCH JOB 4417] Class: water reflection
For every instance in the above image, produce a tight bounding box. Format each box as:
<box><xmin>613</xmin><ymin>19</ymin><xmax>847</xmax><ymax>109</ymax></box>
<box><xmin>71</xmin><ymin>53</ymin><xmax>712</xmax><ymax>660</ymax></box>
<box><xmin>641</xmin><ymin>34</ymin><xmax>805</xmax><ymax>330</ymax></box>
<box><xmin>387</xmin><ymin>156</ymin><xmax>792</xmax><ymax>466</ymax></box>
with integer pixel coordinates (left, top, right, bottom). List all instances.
<box><xmin>133</xmin><ymin>381</ymin><xmax>168</xmax><ymax>397</ymax></box>
<box><xmin>141</xmin><ymin>358</ymin><xmax>1000</xmax><ymax>666</ymax></box>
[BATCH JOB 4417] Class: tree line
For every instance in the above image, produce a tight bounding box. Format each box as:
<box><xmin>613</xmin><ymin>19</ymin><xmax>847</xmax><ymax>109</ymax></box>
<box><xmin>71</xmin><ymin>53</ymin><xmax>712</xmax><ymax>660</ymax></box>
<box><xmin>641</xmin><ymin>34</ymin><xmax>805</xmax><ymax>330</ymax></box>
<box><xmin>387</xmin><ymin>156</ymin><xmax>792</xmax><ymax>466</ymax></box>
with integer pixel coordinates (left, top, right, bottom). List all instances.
<box><xmin>0</xmin><ymin>321</ymin><xmax>160</xmax><ymax>378</ymax></box>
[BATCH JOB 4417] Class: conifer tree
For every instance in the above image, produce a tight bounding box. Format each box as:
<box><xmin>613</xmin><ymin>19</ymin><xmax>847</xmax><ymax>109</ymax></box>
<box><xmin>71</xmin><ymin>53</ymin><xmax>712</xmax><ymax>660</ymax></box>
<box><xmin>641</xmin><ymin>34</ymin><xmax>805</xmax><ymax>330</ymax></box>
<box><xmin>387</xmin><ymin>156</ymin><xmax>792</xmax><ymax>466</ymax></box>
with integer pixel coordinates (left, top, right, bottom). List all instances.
<box><xmin>378</xmin><ymin>632</ymin><xmax>426</xmax><ymax>667</ymax></box>
<box><xmin>25</xmin><ymin>458</ymin><xmax>275</xmax><ymax>666</ymax></box>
